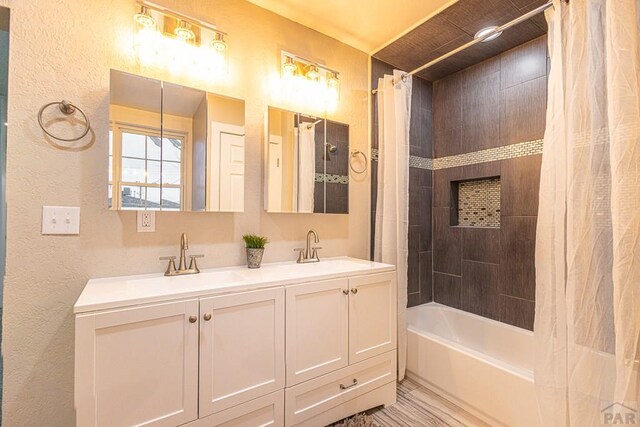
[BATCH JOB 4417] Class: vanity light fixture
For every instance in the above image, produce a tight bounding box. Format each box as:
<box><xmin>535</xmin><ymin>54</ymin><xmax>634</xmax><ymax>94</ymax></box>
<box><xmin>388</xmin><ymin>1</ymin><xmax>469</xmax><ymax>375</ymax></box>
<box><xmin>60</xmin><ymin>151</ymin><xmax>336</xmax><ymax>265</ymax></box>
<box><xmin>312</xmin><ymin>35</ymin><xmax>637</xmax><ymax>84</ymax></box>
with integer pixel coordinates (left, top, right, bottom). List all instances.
<box><xmin>174</xmin><ymin>20</ymin><xmax>195</xmax><ymax>41</ymax></box>
<box><xmin>134</xmin><ymin>5</ymin><xmax>156</xmax><ymax>29</ymax></box>
<box><xmin>132</xmin><ymin>2</ymin><xmax>229</xmax><ymax>80</ymax></box>
<box><xmin>475</xmin><ymin>26</ymin><xmax>502</xmax><ymax>42</ymax></box>
<box><xmin>211</xmin><ymin>31</ymin><xmax>226</xmax><ymax>52</ymax></box>
<box><xmin>275</xmin><ymin>51</ymin><xmax>341</xmax><ymax>112</ymax></box>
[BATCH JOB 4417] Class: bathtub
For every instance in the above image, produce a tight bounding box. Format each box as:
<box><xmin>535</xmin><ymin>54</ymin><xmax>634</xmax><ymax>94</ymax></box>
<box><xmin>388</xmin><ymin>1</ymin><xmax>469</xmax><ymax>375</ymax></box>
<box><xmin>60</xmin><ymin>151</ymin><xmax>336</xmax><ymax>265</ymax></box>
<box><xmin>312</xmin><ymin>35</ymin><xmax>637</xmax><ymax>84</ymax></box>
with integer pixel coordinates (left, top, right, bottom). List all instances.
<box><xmin>406</xmin><ymin>303</ymin><xmax>536</xmax><ymax>427</ymax></box>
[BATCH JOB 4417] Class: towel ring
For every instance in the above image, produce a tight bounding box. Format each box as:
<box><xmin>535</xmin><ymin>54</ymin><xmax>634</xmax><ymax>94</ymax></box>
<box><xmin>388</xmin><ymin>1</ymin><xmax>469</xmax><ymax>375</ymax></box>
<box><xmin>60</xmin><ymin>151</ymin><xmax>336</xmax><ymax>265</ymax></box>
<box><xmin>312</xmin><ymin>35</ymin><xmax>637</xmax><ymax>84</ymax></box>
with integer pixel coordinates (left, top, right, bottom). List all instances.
<box><xmin>38</xmin><ymin>100</ymin><xmax>91</xmax><ymax>142</ymax></box>
<box><xmin>349</xmin><ymin>150</ymin><xmax>368</xmax><ymax>174</ymax></box>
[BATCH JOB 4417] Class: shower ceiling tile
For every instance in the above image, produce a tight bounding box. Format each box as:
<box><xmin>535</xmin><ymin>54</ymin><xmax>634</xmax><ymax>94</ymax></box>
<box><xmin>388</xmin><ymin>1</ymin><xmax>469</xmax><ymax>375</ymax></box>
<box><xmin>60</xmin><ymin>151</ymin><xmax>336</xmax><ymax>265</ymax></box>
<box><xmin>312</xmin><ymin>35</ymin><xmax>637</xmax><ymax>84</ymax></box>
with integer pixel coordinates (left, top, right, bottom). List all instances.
<box><xmin>375</xmin><ymin>14</ymin><xmax>470</xmax><ymax>72</ymax></box>
<box><xmin>373</xmin><ymin>0</ymin><xmax>548</xmax><ymax>81</ymax></box>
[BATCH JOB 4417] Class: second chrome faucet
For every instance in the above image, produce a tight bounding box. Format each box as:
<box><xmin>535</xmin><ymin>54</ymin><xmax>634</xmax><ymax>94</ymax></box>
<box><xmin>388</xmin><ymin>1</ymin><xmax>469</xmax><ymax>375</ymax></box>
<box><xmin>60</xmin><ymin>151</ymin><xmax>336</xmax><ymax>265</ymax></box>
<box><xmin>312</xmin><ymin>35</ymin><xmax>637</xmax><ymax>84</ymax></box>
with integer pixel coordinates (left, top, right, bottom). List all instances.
<box><xmin>295</xmin><ymin>230</ymin><xmax>322</xmax><ymax>263</ymax></box>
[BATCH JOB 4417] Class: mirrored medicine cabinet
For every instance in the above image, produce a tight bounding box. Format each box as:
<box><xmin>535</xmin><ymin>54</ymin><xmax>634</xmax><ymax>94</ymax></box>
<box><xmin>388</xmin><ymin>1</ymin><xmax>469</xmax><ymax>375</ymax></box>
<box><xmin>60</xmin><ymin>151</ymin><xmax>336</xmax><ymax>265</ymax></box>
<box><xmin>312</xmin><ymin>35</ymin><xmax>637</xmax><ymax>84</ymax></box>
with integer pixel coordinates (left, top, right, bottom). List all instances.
<box><xmin>109</xmin><ymin>70</ymin><xmax>245</xmax><ymax>212</ymax></box>
<box><xmin>265</xmin><ymin>107</ymin><xmax>349</xmax><ymax>214</ymax></box>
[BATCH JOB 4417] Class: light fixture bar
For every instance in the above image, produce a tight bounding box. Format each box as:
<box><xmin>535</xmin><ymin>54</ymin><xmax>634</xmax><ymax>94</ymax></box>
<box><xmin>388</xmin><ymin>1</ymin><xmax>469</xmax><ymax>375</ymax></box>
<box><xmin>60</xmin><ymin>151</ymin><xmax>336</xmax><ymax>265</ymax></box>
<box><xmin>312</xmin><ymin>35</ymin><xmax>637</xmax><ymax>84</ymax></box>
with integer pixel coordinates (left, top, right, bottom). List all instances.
<box><xmin>138</xmin><ymin>0</ymin><xmax>226</xmax><ymax>35</ymax></box>
<box><xmin>281</xmin><ymin>51</ymin><xmax>339</xmax><ymax>76</ymax></box>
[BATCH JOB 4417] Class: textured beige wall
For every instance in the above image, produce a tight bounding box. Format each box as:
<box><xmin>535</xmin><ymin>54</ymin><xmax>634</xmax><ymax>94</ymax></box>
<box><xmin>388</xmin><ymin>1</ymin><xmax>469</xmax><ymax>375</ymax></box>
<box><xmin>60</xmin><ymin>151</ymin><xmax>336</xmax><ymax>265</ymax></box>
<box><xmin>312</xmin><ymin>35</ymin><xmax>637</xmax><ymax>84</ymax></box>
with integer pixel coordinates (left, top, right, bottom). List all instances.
<box><xmin>0</xmin><ymin>0</ymin><xmax>370</xmax><ymax>424</ymax></box>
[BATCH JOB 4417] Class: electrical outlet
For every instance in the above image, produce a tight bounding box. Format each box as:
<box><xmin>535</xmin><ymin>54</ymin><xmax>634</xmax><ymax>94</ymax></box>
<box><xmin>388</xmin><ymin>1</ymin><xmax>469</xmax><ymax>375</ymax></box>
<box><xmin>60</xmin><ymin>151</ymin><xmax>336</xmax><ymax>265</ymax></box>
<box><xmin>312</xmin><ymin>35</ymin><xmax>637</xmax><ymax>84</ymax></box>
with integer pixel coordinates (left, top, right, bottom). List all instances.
<box><xmin>137</xmin><ymin>210</ymin><xmax>156</xmax><ymax>232</ymax></box>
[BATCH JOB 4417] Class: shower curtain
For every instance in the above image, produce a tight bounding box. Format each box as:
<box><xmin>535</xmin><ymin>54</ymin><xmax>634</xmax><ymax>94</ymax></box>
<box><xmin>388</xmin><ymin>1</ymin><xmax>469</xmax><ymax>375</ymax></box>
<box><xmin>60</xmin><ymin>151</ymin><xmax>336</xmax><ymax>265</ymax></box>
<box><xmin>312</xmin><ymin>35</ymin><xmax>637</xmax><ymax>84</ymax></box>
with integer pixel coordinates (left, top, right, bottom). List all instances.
<box><xmin>374</xmin><ymin>70</ymin><xmax>412</xmax><ymax>379</ymax></box>
<box><xmin>297</xmin><ymin>124</ymin><xmax>316</xmax><ymax>213</ymax></box>
<box><xmin>535</xmin><ymin>0</ymin><xmax>640</xmax><ymax>425</ymax></box>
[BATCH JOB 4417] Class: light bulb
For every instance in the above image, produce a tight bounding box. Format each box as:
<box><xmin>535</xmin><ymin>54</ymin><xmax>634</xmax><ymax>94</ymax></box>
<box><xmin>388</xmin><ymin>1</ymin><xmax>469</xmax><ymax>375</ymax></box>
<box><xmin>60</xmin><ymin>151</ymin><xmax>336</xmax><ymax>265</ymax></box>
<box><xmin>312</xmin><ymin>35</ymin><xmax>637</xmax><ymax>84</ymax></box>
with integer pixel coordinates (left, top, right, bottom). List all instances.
<box><xmin>283</xmin><ymin>56</ymin><xmax>297</xmax><ymax>75</ymax></box>
<box><xmin>134</xmin><ymin>6</ymin><xmax>156</xmax><ymax>29</ymax></box>
<box><xmin>174</xmin><ymin>20</ymin><xmax>195</xmax><ymax>41</ymax></box>
<box><xmin>211</xmin><ymin>32</ymin><xmax>226</xmax><ymax>52</ymax></box>
<box><xmin>305</xmin><ymin>65</ymin><xmax>319</xmax><ymax>81</ymax></box>
<box><xmin>327</xmin><ymin>72</ymin><xmax>339</xmax><ymax>88</ymax></box>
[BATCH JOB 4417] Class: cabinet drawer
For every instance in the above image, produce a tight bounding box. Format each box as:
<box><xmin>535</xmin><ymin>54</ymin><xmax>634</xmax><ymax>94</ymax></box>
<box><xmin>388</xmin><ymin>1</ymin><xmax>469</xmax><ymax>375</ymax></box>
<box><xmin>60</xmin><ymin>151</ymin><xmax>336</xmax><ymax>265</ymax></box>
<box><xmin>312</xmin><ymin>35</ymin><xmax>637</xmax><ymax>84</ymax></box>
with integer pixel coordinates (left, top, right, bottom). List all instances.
<box><xmin>285</xmin><ymin>350</ymin><xmax>397</xmax><ymax>426</ymax></box>
<box><xmin>183</xmin><ymin>390</ymin><xmax>284</xmax><ymax>427</ymax></box>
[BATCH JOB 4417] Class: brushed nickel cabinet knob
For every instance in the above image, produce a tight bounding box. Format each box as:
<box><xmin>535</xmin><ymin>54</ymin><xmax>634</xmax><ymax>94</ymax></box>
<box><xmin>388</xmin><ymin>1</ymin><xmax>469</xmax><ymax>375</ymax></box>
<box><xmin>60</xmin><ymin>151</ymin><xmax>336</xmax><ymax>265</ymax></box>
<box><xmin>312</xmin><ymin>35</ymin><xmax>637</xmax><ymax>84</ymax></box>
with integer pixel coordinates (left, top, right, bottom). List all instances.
<box><xmin>351</xmin><ymin>288</ymin><xmax>358</xmax><ymax>294</ymax></box>
<box><xmin>342</xmin><ymin>289</ymin><xmax>349</xmax><ymax>295</ymax></box>
<box><xmin>188</xmin><ymin>316</ymin><xmax>197</xmax><ymax>323</ymax></box>
<box><xmin>203</xmin><ymin>313</ymin><xmax>212</xmax><ymax>321</ymax></box>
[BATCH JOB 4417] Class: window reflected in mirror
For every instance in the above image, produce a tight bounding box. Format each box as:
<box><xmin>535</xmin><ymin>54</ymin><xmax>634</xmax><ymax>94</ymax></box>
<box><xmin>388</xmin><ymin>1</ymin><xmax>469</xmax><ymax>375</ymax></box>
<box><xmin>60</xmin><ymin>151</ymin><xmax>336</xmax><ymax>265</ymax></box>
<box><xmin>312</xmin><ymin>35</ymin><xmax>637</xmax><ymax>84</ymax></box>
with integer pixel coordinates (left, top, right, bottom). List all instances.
<box><xmin>109</xmin><ymin>70</ymin><xmax>245</xmax><ymax>212</ymax></box>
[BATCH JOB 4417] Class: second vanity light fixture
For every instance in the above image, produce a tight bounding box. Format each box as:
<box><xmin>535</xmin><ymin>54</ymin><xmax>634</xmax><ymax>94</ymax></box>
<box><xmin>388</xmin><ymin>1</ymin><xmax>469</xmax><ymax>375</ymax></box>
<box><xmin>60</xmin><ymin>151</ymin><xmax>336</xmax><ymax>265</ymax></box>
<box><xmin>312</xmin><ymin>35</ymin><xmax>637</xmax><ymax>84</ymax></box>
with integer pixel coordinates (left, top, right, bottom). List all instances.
<box><xmin>279</xmin><ymin>51</ymin><xmax>341</xmax><ymax>108</ymax></box>
<box><xmin>133</xmin><ymin>2</ymin><xmax>228</xmax><ymax>80</ymax></box>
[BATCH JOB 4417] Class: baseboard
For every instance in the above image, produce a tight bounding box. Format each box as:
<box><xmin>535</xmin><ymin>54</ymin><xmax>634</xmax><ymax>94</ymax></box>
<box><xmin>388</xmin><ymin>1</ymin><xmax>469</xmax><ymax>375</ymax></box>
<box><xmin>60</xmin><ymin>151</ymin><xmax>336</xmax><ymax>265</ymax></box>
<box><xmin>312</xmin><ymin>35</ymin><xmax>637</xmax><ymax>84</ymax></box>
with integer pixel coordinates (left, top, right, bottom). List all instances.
<box><xmin>405</xmin><ymin>371</ymin><xmax>504</xmax><ymax>427</ymax></box>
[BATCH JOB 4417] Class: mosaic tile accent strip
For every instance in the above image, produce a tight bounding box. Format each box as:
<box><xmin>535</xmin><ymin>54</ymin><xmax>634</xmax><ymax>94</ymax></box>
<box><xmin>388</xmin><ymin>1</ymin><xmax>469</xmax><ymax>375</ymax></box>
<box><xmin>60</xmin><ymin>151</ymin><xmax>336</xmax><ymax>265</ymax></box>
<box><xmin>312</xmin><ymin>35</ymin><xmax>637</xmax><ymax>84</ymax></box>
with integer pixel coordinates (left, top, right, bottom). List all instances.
<box><xmin>371</xmin><ymin>139</ymin><xmax>543</xmax><ymax>171</ymax></box>
<box><xmin>433</xmin><ymin>139</ymin><xmax>544</xmax><ymax>170</ymax></box>
<box><xmin>315</xmin><ymin>173</ymin><xmax>349</xmax><ymax>184</ymax></box>
<box><xmin>409</xmin><ymin>155</ymin><xmax>433</xmax><ymax>170</ymax></box>
<box><xmin>457</xmin><ymin>178</ymin><xmax>501</xmax><ymax>227</ymax></box>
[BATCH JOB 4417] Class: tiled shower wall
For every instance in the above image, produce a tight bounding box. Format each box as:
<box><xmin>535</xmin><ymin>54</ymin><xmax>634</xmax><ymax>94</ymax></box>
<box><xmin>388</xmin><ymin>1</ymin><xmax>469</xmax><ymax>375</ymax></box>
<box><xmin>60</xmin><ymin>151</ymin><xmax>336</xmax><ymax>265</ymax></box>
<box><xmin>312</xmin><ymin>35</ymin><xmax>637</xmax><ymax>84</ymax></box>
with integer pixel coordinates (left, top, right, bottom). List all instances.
<box><xmin>371</xmin><ymin>36</ymin><xmax>548</xmax><ymax>330</ymax></box>
<box><xmin>371</xmin><ymin>58</ymin><xmax>434</xmax><ymax>306</ymax></box>
<box><xmin>432</xmin><ymin>36</ymin><xmax>547</xmax><ymax>330</ymax></box>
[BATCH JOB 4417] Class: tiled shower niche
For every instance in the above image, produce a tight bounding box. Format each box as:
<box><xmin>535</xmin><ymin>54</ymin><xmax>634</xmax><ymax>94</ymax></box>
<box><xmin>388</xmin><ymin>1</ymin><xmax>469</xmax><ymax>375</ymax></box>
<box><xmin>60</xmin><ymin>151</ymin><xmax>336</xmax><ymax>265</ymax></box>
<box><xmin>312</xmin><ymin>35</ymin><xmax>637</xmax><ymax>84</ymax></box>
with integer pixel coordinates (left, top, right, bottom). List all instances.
<box><xmin>453</xmin><ymin>177</ymin><xmax>501</xmax><ymax>227</ymax></box>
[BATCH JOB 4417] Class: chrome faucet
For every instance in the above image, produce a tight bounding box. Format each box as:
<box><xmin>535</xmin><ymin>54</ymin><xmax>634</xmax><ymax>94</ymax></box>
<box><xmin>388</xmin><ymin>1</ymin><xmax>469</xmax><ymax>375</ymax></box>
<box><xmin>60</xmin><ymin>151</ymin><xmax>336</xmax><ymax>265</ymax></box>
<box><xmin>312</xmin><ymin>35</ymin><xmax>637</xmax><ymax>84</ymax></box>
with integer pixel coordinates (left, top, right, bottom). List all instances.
<box><xmin>294</xmin><ymin>230</ymin><xmax>321</xmax><ymax>263</ymax></box>
<box><xmin>160</xmin><ymin>232</ymin><xmax>204</xmax><ymax>276</ymax></box>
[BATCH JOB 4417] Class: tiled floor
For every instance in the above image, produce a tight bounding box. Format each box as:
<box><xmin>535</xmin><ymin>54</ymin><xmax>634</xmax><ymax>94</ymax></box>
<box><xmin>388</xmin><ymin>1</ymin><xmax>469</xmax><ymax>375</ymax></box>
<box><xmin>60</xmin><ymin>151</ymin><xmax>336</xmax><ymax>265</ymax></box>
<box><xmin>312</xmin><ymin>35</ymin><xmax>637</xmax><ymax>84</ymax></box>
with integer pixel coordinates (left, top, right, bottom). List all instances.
<box><xmin>366</xmin><ymin>379</ymin><xmax>491</xmax><ymax>427</ymax></box>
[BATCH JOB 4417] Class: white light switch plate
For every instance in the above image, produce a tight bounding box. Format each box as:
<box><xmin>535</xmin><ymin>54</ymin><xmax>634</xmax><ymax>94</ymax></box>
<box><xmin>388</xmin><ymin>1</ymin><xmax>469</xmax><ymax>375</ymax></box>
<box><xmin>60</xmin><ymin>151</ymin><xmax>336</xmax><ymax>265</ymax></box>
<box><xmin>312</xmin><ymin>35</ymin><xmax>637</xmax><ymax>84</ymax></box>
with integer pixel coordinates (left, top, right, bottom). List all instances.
<box><xmin>137</xmin><ymin>210</ymin><xmax>156</xmax><ymax>232</ymax></box>
<box><xmin>42</xmin><ymin>206</ymin><xmax>80</xmax><ymax>235</ymax></box>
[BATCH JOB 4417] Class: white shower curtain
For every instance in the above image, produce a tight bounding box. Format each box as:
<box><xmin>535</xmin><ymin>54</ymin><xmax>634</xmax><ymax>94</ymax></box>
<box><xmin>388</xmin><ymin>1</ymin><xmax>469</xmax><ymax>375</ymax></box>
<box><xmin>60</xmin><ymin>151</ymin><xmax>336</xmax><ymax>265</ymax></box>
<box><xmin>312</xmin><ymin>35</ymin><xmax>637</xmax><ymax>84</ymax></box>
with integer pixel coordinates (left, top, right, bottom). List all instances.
<box><xmin>374</xmin><ymin>70</ymin><xmax>412</xmax><ymax>379</ymax></box>
<box><xmin>535</xmin><ymin>1</ymin><xmax>640</xmax><ymax>425</ymax></box>
<box><xmin>297</xmin><ymin>124</ymin><xmax>316</xmax><ymax>213</ymax></box>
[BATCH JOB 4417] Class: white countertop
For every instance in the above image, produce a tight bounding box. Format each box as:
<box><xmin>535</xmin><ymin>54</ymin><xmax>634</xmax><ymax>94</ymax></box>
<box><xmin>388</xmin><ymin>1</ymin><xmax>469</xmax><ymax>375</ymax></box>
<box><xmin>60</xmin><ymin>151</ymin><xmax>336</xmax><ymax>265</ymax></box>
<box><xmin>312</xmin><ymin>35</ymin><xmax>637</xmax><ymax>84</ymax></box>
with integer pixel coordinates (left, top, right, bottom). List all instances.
<box><xmin>74</xmin><ymin>257</ymin><xmax>395</xmax><ymax>314</ymax></box>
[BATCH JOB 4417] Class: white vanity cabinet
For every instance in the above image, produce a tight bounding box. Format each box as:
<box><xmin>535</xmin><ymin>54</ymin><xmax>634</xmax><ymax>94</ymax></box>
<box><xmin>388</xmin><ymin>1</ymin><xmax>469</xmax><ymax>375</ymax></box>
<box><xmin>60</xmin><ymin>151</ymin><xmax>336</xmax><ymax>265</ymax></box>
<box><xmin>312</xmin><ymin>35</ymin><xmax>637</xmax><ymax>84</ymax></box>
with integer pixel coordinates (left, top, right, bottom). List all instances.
<box><xmin>199</xmin><ymin>288</ymin><xmax>285</xmax><ymax>417</ymax></box>
<box><xmin>285</xmin><ymin>278</ymin><xmax>350</xmax><ymax>386</ymax></box>
<box><xmin>74</xmin><ymin>299</ymin><xmax>200</xmax><ymax>427</ymax></box>
<box><xmin>75</xmin><ymin>258</ymin><xmax>396</xmax><ymax>427</ymax></box>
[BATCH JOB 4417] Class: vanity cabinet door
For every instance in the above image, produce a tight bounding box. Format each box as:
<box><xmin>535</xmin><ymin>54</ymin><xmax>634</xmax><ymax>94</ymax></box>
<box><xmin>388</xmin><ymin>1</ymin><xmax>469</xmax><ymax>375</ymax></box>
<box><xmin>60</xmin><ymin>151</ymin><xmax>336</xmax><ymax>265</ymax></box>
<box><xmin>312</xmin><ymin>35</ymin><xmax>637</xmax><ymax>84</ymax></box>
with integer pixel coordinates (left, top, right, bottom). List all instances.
<box><xmin>348</xmin><ymin>272</ymin><xmax>397</xmax><ymax>364</ymax></box>
<box><xmin>75</xmin><ymin>299</ymin><xmax>199</xmax><ymax>427</ymax></box>
<box><xmin>285</xmin><ymin>278</ymin><xmax>350</xmax><ymax>386</ymax></box>
<box><xmin>199</xmin><ymin>288</ymin><xmax>285</xmax><ymax>418</ymax></box>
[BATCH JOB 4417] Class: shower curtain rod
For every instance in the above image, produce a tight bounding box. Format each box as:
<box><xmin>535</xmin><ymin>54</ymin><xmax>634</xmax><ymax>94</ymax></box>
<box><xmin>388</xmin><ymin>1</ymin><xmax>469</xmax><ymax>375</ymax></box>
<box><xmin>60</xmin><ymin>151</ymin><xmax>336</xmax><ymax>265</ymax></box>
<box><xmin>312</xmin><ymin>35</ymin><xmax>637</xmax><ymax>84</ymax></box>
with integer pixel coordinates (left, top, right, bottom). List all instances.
<box><xmin>371</xmin><ymin>0</ymin><xmax>553</xmax><ymax>94</ymax></box>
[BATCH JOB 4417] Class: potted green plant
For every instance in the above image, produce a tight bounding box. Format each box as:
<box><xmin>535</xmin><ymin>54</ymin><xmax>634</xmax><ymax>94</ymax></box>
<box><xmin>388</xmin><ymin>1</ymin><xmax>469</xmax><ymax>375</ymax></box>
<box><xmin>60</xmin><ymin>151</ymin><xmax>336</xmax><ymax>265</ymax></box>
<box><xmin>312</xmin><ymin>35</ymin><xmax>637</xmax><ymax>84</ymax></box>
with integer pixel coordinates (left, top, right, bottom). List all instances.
<box><xmin>242</xmin><ymin>233</ymin><xmax>269</xmax><ymax>269</ymax></box>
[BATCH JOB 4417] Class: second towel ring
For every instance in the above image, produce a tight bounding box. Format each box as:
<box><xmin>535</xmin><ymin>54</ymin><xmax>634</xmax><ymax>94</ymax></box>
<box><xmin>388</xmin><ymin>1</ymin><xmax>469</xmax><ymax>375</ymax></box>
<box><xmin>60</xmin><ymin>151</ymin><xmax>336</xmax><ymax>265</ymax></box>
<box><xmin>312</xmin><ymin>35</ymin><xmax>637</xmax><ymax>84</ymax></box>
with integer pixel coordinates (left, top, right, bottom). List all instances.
<box><xmin>38</xmin><ymin>100</ymin><xmax>91</xmax><ymax>142</ymax></box>
<box><xmin>350</xmin><ymin>150</ymin><xmax>368</xmax><ymax>174</ymax></box>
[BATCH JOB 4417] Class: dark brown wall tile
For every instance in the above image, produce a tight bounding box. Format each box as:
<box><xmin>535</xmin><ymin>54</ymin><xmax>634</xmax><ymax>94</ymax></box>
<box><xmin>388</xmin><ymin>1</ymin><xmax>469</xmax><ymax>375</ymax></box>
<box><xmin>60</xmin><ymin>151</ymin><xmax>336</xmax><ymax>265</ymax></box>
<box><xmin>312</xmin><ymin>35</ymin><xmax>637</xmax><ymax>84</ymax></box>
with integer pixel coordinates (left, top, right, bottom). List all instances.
<box><xmin>408</xmin><ymin>292</ymin><xmax>422</xmax><ymax>308</ymax></box>
<box><xmin>500</xmin><ymin>36</ymin><xmax>547</xmax><ymax>89</ymax></box>
<box><xmin>499</xmin><ymin>295</ymin><xmax>535</xmax><ymax>330</ymax></box>
<box><xmin>460</xmin><ymin>58</ymin><xmax>501</xmax><ymax>152</ymax></box>
<box><xmin>500</xmin><ymin>76</ymin><xmax>547</xmax><ymax>146</ymax></box>
<box><xmin>500</xmin><ymin>216</ymin><xmax>537</xmax><ymax>300</ymax></box>
<box><xmin>433</xmin><ymin>75</ymin><xmax>462</xmax><ymax>157</ymax></box>
<box><xmin>463</xmin><ymin>227</ymin><xmax>501</xmax><ymax>264</ymax></box>
<box><xmin>433</xmin><ymin>207</ymin><xmax>462</xmax><ymax>275</ymax></box>
<box><xmin>408</xmin><ymin>225</ymin><xmax>422</xmax><ymax>294</ymax></box>
<box><xmin>462</xmin><ymin>261</ymin><xmax>499</xmax><ymax>319</ymax></box>
<box><xmin>462</xmin><ymin>160</ymin><xmax>501</xmax><ymax>180</ymax></box>
<box><xmin>420</xmin><ymin>251</ymin><xmax>433</xmax><ymax>304</ymax></box>
<box><xmin>434</xmin><ymin>273</ymin><xmax>462</xmax><ymax>309</ymax></box>
<box><xmin>501</xmin><ymin>155</ymin><xmax>542</xmax><ymax>216</ymax></box>
<box><xmin>410</xmin><ymin>167</ymin><xmax>432</xmax><ymax>188</ymax></box>
<box><xmin>433</xmin><ymin>167</ymin><xmax>463</xmax><ymax>208</ymax></box>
